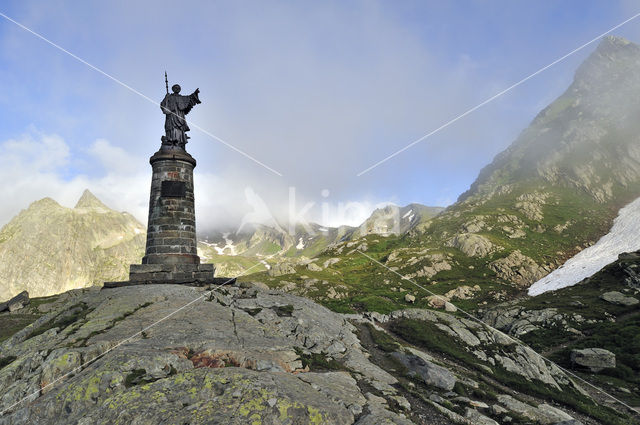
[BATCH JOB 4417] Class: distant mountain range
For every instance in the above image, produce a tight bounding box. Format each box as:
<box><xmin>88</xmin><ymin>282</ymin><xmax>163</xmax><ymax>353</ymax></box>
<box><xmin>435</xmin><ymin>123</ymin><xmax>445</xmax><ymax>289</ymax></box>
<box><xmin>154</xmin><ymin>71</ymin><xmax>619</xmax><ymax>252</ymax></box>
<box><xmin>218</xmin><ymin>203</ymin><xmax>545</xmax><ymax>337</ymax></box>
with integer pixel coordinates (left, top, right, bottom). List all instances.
<box><xmin>0</xmin><ymin>190</ymin><xmax>442</xmax><ymax>300</ymax></box>
<box><xmin>199</xmin><ymin>203</ymin><xmax>443</xmax><ymax>258</ymax></box>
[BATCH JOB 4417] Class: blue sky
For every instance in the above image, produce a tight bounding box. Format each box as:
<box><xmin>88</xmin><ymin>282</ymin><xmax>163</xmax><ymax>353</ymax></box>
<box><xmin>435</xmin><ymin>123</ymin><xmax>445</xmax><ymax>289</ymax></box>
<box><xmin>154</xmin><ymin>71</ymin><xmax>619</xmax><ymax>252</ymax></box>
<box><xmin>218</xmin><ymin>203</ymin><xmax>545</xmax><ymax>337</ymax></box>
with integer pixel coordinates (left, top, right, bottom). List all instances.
<box><xmin>1</xmin><ymin>1</ymin><xmax>640</xmax><ymax>229</ymax></box>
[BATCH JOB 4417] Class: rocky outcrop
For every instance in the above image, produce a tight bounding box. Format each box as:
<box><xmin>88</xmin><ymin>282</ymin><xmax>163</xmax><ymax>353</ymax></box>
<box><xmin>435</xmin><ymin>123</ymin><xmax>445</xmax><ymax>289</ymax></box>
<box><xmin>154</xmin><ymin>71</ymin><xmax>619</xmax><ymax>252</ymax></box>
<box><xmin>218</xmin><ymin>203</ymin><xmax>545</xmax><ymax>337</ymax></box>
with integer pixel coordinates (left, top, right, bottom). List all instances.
<box><xmin>489</xmin><ymin>250</ymin><xmax>550</xmax><ymax>287</ymax></box>
<box><xmin>405</xmin><ymin>255</ymin><xmax>452</xmax><ymax>279</ymax></box>
<box><xmin>389</xmin><ymin>351</ymin><xmax>456</xmax><ymax>391</ymax></box>
<box><xmin>446</xmin><ymin>233</ymin><xmax>497</xmax><ymax>258</ymax></box>
<box><xmin>444</xmin><ymin>285</ymin><xmax>481</xmax><ymax>300</ymax></box>
<box><xmin>570</xmin><ymin>348</ymin><xmax>616</xmax><ymax>372</ymax></box>
<box><xmin>496</xmin><ymin>395</ymin><xmax>578</xmax><ymax>424</ymax></box>
<box><xmin>600</xmin><ymin>291</ymin><xmax>639</xmax><ymax>306</ymax></box>
<box><xmin>386</xmin><ymin>309</ymin><xmax>576</xmax><ymax>391</ymax></box>
<box><xmin>0</xmin><ymin>284</ymin><xmax>411</xmax><ymax>424</ymax></box>
<box><xmin>514</xmin><ymin>192</ymin><xmax>550</xmax><ymax>222</ymax></box>
<box><xmin>306</xmin><ymin>262</ymin><xmax>322</xmax><ymax>272</ymax></box>
<box><xmin>267</xmin><ymin>262</ymin><xmax>297</xmax><ymax>277</ymax></box>
<box><xmin>353</xmin><ymin>308</ymin><xmax>588</xmax><ymax>423</ymax></box>
<box><xmin>0</xmin><ymin>292</ymin><xmax>29</xmax><ymax>313</ymax></box>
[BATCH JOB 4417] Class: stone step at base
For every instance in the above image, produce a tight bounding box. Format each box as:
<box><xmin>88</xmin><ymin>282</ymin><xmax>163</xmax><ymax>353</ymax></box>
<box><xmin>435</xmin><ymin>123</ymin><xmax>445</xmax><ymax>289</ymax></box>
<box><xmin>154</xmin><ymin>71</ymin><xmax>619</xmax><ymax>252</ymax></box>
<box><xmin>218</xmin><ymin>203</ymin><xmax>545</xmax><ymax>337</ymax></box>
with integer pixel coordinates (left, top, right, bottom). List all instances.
<box><xmin>129</xmin><ymin>263</ymin><xmax>215</xmax><ymax>282</ymax></box>
<box><xmin>103</xmin><ymin>277</ymin><xmax>236</xmax><ymax>289</ymax></box>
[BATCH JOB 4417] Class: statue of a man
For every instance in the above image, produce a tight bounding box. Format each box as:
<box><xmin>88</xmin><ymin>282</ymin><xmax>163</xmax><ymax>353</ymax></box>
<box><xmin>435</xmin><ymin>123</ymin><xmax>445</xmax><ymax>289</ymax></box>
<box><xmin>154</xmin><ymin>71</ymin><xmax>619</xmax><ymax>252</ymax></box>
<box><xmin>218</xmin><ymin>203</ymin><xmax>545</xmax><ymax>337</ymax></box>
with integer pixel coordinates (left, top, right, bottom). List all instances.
<box><xmin>161</xmin><ymin>84</ymin><xmax>201</xmax><ymax>150</ymax></box>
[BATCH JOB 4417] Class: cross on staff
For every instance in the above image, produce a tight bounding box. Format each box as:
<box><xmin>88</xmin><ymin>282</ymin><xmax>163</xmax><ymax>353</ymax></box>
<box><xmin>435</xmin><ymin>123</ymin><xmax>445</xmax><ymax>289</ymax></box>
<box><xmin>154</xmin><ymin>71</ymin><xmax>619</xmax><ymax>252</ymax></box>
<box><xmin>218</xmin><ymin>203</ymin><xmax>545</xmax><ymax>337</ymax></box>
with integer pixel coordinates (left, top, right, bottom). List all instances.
<box><xmin>164</xmin><ymin>71</ymin><xmax>169</xmax><ymax>94</ymax></box>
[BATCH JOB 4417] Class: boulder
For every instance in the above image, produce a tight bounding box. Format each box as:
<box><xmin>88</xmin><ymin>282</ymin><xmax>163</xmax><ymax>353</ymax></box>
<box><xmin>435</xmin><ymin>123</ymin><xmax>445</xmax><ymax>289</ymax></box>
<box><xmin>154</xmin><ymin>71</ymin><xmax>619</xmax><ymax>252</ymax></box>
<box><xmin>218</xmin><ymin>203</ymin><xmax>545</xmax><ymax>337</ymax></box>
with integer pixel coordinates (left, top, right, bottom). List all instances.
<box><xmin>600</xmin><ymin>291</ymin><xmax>639</xmax><ymax>306</ymax></box>
<box><xmin>570</xmin><ymin>348</ymin><xmax>615</xmax><ymax>372</ymax></box>
<box><xmin>465</xmin><ymin>408</ymin><xmax>499</xmax><ymax>425</ymax></box>
<box><xmin>268</xmin><ymin>262</ymin><xmax>296</xmax><ymax>277</ymax></box>
<box><xmin>307</xmin><ymin>263</ymin><xmax>323</xmax><ymax>272</ymax></box>
<box><xmin>489</xmin><ymin>250</ymin><xmax>550</xmax><ymax>287</ymax></box>
<box><xmin>496</xmin><ymin>395</ymin><xmax>577</xmax><ymax>424</ymax></box>
<box><xmin>444</xmin><ymin>285</ymin><xmax>480</xmax><ymax>300</ymax></box>
<box><xmin>426</xmin><ymin>295</ymin><xmax>447</xmax><ymax>309</ymax></box>
<box><xmin>390</xmin><ymin>351</ymin><xmax>456</xmax><ymax>391</ymax></box>
<box><xmin>446</xmin><ymin>233</ymin><xmax>496</xmax><ymax>257</ymax></box>
<box><xmin>444</xmin><ymin>302</ymin><xmax>458</xmax><ymax>312</ymax></box>
<box><xmin>404</xmin><ymin>294</ymin><xmax>416</xmax><ymax>303</ymax></box>
<box><xmin>323</xmin><ymin>258</ymin><xmax>341</xmax><ymax>268</ymax></box>
<box><xmin>5</xmin><ymin>290</ymin><xmax>30</xmax><ymax>312</ymax></box>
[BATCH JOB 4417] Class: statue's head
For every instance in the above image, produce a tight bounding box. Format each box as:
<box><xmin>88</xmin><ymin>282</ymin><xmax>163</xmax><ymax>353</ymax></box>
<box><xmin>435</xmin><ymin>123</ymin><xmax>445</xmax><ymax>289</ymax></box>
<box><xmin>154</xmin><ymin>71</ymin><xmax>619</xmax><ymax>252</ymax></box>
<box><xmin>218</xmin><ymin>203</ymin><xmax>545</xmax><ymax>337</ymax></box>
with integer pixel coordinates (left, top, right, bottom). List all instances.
<box><xmin>171</xmin><ymin>84</ymin><xmax>181</xmax><ymax>94</ymax></box>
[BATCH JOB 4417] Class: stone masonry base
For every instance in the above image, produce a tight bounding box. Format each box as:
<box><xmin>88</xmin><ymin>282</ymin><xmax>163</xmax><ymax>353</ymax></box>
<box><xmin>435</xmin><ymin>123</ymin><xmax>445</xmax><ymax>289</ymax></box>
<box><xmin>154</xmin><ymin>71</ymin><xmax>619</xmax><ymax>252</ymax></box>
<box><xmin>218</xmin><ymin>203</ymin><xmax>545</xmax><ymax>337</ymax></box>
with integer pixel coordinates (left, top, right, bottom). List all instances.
<box><xmin>129</xmin><ymin>263</ymin><xmax>215</xmax><ymax>282</ymax></box>
<box><xmin>103</xmin><ymin>263</ymin><xmax>236</xmax><ymax>288</ymax></box>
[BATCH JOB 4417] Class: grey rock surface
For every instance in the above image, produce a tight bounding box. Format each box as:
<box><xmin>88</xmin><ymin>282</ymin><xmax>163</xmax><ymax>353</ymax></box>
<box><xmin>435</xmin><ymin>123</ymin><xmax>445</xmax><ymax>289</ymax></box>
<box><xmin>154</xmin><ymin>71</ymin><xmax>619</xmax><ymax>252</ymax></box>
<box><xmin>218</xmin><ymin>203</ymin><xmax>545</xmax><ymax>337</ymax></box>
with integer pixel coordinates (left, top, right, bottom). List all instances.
<box><xmin>389</xmin><ymin>309</ymin><xmax>576</xmax><ymax>390</ymax></box>
<box><xmin>0</xmin><ymin>284</ymin><xmax>410</xmax><ymax>424</ymax></box>
<box><xmin>600</xmin><ymin>291</ymin><xmax>639</xmax><ymax>306</ymax></box>
<box><xmin>267</xmin><ymin>262</ymin><xmax>297</xmax><ymax>277</ymax></box>
<box><xmin>496</xmin><ymin>395</ymin><xmax>580</xmax><ymax>425</ymax></box>
<box><xmin>489</xmin><ymin>250</ymin><xmax>550</xmax><ymax>288</ymax></box>
<box><xmin>446</xmin><ymin>233</ymin><xmax>497</xmax><ymax>258</ymax></box>
<box><xmin>390</xmin><ymin>351</ymin><xmax>456</xmax><ymax>391</ymax></box>
<box><xmin>2</xmin><ymin>292</ymin><xmax>29</xmax><ymax>313</ymax></box>
<box><xmin>570</xmin><ymin>348</ymin><xmax>616</xmax><ymax>372</ymax></box>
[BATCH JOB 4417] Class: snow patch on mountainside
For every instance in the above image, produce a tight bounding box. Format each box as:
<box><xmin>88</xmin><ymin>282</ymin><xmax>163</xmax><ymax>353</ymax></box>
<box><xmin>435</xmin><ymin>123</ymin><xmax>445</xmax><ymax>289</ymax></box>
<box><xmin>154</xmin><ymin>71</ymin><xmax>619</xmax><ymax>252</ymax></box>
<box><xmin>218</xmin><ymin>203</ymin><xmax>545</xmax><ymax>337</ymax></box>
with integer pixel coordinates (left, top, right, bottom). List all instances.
<box><xmin>529</xmin><ymin>196</ymin><xmax>640</xmax><ymax>296</ymax></box>
<box><xmin>200</xmin><ymin>233</ymin><xmax>238</xmax><ymax>256</ymax></box>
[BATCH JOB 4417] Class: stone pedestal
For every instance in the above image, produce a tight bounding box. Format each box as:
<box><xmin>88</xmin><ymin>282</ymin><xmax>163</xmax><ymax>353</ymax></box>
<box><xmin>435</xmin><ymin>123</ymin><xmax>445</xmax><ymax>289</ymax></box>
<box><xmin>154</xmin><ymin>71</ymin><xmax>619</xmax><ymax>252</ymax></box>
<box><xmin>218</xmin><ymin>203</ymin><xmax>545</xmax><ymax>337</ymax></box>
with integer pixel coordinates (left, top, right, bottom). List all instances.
<box><xmin>132</xmin><ymin>147</ymin><xmax>215</xmax><ymax>282</ymax></box>
<box><xmin>104</xmin><ymin>146</ymin><xmax>220</xmax><ymax>289</ymax></box>
<box><xmin>142</xmin><ymin>149</ymin><xmax>200</xmax><ymax>265</ymax></box>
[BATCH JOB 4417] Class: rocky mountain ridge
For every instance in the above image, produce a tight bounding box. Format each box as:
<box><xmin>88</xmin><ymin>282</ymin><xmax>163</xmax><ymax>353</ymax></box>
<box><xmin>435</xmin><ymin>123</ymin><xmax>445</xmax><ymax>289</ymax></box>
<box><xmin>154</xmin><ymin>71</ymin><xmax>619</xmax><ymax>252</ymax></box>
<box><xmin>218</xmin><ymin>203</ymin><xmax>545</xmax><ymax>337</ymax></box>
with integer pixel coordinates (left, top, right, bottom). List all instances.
<box><xmin>0</xmin><ymin>190</ymin><xmax>145</xmax><ymax>301</ymax></box>
<box><xmin>459</xmin><ymin>36</ymin><xmax>640</xmax><ymax>204</ymax></box>
<box><xmin>250</xmin><ymin>35</ymin><xmax>640</xmax><ymax>315</ymax></box>
<box><xmin>199</xmin><ymin>202</ymin><xmax>443</xmax><ymax>259</ymax></box>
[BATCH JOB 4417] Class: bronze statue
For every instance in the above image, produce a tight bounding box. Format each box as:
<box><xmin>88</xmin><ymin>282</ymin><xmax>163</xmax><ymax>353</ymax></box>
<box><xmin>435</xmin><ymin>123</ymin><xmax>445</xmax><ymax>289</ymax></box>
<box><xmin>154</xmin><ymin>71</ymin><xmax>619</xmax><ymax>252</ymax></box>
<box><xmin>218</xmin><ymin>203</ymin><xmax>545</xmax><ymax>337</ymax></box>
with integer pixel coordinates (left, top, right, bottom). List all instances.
<box><xmin>161</xmin><ymin>73</ymin><xmax>201</xmax><ymax>150</ymax></box>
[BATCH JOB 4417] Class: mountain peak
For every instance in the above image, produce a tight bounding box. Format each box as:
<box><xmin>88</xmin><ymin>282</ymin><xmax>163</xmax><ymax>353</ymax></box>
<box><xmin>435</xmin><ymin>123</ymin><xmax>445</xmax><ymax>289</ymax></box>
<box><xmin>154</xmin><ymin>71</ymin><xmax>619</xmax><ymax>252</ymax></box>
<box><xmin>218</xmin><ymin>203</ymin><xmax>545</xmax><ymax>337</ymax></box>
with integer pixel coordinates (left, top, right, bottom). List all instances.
<box><xmin>74</xmin><ymin>189</ymin><xmax>109</xmax><ymax>210</ymax></box>
<box><xmin>589</xmin><ymin>35</ymin><xmax>638</xmax><ymax>61</ymax></box>
<box><xmin>572</xmin><ymin>35</ymin><xmax>640</xmax><ymax>85</ymax></box>
<box><xmin>598</xmin><ymin>35</ymin><xmax>632</xmax><ymax>50</ymax></box>
<box><xmin>28</xmin><ymin>197</ymin><xmax>62</xmax><ymax>210</ymax></box>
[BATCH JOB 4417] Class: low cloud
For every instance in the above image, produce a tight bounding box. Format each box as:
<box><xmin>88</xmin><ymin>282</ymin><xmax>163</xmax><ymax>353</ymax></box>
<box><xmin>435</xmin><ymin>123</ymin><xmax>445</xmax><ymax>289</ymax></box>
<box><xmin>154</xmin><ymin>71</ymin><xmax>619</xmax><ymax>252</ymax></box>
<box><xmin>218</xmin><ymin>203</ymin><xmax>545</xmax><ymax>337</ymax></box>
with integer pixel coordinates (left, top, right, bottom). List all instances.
<box><xmin>0</xmin><ymin>130</ymin><xmax>144</xmax><ymax>224</ymax></box>
<box><xmin>1</xmin><ymin>130</ymin><xmax>382</xmax><ymax>232</ymax></box>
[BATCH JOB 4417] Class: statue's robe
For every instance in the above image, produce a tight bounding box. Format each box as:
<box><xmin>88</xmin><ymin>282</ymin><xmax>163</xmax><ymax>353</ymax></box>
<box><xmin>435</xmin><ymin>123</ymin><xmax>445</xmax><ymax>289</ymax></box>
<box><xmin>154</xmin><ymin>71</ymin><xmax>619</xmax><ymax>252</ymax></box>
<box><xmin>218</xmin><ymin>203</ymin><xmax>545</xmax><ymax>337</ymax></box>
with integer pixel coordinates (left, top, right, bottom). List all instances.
<box><xmin>161</xmin><ymin>90</ymin><xmax>201</xmax><ymax>146</ymax></box>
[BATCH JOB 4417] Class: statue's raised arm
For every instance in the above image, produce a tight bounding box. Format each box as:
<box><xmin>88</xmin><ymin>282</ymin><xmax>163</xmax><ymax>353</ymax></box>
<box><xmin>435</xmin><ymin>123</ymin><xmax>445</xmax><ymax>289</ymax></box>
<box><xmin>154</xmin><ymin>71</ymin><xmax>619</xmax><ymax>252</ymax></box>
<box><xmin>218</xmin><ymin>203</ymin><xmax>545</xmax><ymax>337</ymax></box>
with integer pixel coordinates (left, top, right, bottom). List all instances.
<box><xmin>160</xmin><ymin>83</ymin><xmax>201</xmax><ymax>151</ymax></box>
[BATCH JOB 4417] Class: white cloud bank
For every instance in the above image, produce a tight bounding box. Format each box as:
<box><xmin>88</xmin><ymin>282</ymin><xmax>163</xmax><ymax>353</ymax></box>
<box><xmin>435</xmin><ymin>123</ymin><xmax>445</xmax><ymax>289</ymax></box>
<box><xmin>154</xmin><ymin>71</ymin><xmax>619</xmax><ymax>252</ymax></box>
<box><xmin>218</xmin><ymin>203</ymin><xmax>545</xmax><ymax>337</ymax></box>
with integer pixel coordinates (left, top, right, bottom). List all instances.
<box><xmin>0</xmin><ymin>129</ymin><xmax>233</xmax><ymax>227</ymax></box>
<box><xmin>0</xmin><ymin>129</ymin><xmax>389</xmax><ymax>232</ymax></box>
